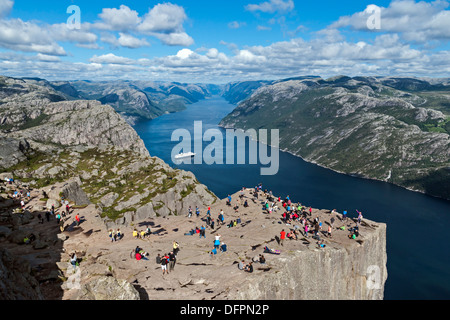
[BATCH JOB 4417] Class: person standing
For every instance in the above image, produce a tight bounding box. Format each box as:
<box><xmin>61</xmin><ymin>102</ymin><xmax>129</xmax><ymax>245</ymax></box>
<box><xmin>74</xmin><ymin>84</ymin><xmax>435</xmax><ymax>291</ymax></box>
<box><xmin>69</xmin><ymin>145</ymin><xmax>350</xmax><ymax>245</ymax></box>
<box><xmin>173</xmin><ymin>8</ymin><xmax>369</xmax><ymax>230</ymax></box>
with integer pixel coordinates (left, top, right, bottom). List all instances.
<box><xmin>75</xmin><ymin>214</ymin><xmax>80</xmax><ymax>226</ymax></box>
<box><xmin>200</xmin><ymin>225</ymin><xmax>206</xmax><ymax>239</ymax></box>
<box><xmin>169</xmin><ymin>251</ymin><xmax>176</xmax><ymax>272</ymax></box>
<box><xmin>173</xmin><ymin>241</ymin><xmax>180</xmax><ymax>256</ymax></box>
<box><xmin>280</xmin><ymin>229</ymin><xmax>286</xmax><ymax>246</ymax></box>
<box><xmin>161</xmin><ymin>254</ymin><xmax>169</xmax><ymax>275</ymax></box>
<box><xmin>356</xmin><ymin>210</ymin><xmax>363</xmax><ymax>224</ymax></box>
<box><xmin>343</xmin><ymin>210</ymin><xmax>347</xmax><ymax>221</ymax></box>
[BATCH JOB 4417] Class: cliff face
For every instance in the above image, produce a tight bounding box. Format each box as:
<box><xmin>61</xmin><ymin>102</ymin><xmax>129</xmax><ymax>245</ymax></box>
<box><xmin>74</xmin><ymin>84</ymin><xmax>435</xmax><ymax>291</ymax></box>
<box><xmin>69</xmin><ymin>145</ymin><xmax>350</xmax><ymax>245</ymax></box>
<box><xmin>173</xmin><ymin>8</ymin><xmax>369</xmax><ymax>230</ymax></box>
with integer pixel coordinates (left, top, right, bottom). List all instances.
<box><xmin>230</xmin><ymin>222</ymin><xmax>387</xmax><ymax>300</ymax></box>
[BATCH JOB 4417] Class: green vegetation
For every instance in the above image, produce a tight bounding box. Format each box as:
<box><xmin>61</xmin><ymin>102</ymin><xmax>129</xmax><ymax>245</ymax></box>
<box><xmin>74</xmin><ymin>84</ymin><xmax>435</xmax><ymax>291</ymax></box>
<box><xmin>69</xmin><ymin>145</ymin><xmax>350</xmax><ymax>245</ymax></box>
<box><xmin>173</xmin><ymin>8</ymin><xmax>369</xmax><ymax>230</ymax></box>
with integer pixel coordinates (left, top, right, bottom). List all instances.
<box><xmin>5</xmin><ymin>146</ymin><xmax>203</xmax><ymax>221</ymax></box>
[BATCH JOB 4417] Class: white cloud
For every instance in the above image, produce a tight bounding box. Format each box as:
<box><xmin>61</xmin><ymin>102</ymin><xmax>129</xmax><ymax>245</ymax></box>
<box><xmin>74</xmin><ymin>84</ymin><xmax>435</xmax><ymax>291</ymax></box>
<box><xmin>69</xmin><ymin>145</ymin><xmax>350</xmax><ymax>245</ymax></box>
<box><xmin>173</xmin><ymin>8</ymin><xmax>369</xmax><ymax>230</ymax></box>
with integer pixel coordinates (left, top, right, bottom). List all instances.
<box><xmin>93</xmin><ymin>3</ymin><xmax>194</xmax><ymax>47</ymax></box>
<box><xmin>0</xmin><ymin>0</ymin><xmax>13</xmax><ymax>18</ymax></box>
<box><xmin>89</xmin><ymin>53</ymin><xmax>135</xmax><ymax>65</ymax></box>
<box><xmin>331</xmin><ymin>0</ymin><xmax>450</xmax><ymax>43</ymax></box>
<box><xmin>0</xmin><ymin>18</ymin><xmax>66</xmax><ymax>56</ymax></box>
<box><xmin>137</xmin><ymin>3</ymin><xmax>188</xmax><ymax>34</ymax></box>
<box><xmin>245</xmin><ymin>0</ymin><xmax>295</xmax><ymax>13</ymax></box>
<box><xmin>117</xmin><ymin>33</ymin><xmax>149</xmax><ymax>48</ymax></box>
<box><xmin>228</xmin><ymin>21</ymin><xmax>246</xmax><ymax>29</ymax></box>
<box><xmin>257</xmin><ymin>25</ymin><xmax>272</xmax><ymax>31</ymax></box>
<box><xmin>95</xmin><ymin>5</ymin><xmax>141</xmax><ymax>32</ymax></box>
<box><xmin>153</xmin><ymin>32</ymin><xmax>194</xmax><ymax>46</ymax></box>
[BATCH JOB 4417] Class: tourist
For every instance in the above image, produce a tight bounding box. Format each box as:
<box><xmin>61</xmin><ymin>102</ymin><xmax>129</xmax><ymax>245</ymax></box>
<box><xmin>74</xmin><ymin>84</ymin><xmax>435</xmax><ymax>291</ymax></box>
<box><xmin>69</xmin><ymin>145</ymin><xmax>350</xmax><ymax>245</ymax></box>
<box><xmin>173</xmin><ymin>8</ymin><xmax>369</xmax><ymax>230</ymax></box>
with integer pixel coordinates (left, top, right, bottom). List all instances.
<box><xmin>20</xmin><ymin>200</ymin><xmax>25</xmax><ymax>209</ymax></box>
<box><xmin>330</xmin><ymin>217</ymin><xmax>335</xmax><ymax>228</ymax></box>
<box><xmin>140</xmin><ymin>230</ymin><xmax>146</xmax><ymax>239</ymax></box>
<box><xmin>317</xmin><ymin>240</ymin><xmax>326</xmax><ymax>248</ymax></box>
<box><xmin>37</xmin><ymin>213</ymin><xmax>44</xmax><ymax>224</ymax></box>
<box><xmin>304</xmin><ymin>223</ymin><xmax>309</xmax><ymax>238</ymax></box>
<box><xmin>207</xmin><ymin>206</ymin><xmax>211</xmax><ymax>216</ymax></box>
<box><xmin>156</xmin><ymin>253</ymin><xmax>161</xmax><ymax>264</ymax></box>
<box><xmin>280</xmin><ymin>229</ymin><xmax>286</xmax><ymax>246</ymax></box>
<box><xmin>214</xmin><ymin>234</ymin><xmax>221</xmax><ymax>249</ymax></box>
<box><xmin>145</xmin><ymin>227</ymin><xmax>151</xmax><ymax>237</ymax></box>
<box><xmin>66</xmin><ymin>204</ymin><xmax>70</xmax><ymax>215</ymax></box>
<box><xmin>188</xmin><ymin>206</ymin><xmax>192</xmax><ymax>218</ymax></box>
<box><xmin>75</xmin><ymin>214</ymin><xmax>80</xmax><ymax>226</ymax></box>
<box><xmin>45</xmin><ymin>210</ymin><xmax>50</xmax><ymax>222</ymax></box>
<box><xmin>220</xmin><ymin>242</ymin><xmax>227</xmax><ymax>252</ymax></box>
<box><xmin>200</xmin><ymin>225</ymin><xmax>206</xmax><ymax>238</ymax></box>
<box><xmin>117</xmin><ymin>229</ymin><xmax>122</xmax><ymax>240</ymax></box>
<box><xmin>70</xmin><ymin>253</ymin><xmax>78</xmax><ymax>272</ymax></box>
<box><xmin>356</xmin><ymin>210</ymin><xmax>363</xmax><ymax>224</ymax></box>
<box><xmin>327</xmin><ymin>225</ymin><xmax>332</xmax><ymax>238</ymax></box>
<box><xmin>343</xmin><ymin>210</ymin><xmax>347</xmax><ymax>221</ymax></box>
<box><xmin>244</xmin><ymin>262</ymin><xmax>253</xmax><ymax>273</ymax></box>
<box><xmin>161</xmin><ymin>254</ymin><xmax>169</xmax><ymax>275</ymax></box>
<box><xmin>173</xmin><ymin>241</ymin><xmax>180</xmax><ymax>256</ymax></box>
<box><xmin>109</xmin><ymin>229</ymin><xmax>116</xmax><ymax>242</ymax></box>
<box><xmin>132</xmin><ymin>229</ymin><xmax>138</xmax><ymax>239</ymax></box>
<box><xmin>196</xmin><ymin>206</ymin><xmax>200</xmax><ymax>218</ymax></box>
<box><xmin>169</xmin><ymin>251</ymin><xmax>176</xmax><ymax>272</ymax></box>
<box><xmin>238</xmin><ymin>260</ymin><xmax>245</xmax><ymax>270</ymax></box>
<box><xmin>259</xmin><ymin>254</ymin><xmax>266</xmax><ymax>264</ymax></box>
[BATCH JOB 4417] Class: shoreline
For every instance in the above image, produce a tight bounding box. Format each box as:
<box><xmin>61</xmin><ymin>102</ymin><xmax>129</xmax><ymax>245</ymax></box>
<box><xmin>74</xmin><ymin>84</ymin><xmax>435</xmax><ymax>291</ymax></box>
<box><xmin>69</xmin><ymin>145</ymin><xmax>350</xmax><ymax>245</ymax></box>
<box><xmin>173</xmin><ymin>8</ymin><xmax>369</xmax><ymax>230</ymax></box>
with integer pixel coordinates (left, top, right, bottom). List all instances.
<box><xmin>218</xmin><ymin>123</ymin><xmax>450</xmax><ymax>203</ymax></box>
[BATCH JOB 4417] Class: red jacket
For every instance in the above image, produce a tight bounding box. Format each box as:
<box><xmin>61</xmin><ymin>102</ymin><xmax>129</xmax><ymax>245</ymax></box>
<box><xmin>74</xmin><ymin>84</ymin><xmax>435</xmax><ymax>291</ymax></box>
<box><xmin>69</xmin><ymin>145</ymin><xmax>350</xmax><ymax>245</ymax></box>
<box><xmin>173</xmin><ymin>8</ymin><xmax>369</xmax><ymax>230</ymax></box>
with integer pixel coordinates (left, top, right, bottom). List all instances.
<box><xmin>280</xmin><ymin>231</ymin><xmax>286</xmax><ymax>239</ymax></box>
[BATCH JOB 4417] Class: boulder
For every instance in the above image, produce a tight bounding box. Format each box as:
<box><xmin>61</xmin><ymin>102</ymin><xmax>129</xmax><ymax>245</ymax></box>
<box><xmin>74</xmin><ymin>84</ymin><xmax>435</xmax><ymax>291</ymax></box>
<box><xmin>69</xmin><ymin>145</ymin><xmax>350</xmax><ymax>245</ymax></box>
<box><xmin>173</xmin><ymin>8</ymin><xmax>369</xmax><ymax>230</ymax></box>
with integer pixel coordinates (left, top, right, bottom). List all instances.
<box><xmin>0</xmin><ymin>226</ymin><xmax>12</xmax><ymax>238</ymax></box>
<box><xmin>76</xmin><ymin>276</ymin><xmax>140</xmax><ymax>300</ymax></box>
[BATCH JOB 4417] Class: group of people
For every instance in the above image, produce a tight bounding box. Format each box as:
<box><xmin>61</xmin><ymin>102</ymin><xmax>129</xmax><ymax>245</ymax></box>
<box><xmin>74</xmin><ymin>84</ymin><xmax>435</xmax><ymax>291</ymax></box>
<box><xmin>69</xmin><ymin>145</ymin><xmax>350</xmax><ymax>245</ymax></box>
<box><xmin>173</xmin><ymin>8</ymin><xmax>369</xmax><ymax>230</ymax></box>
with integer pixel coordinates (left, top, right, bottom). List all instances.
<box><xmin>156</xmin><ymin>241</ymin><xmax>180</xmax><ymax>275</ymax></box>
<box><xmin>238</xmin><ymin>254</ymin><xmax>266</xmax><ymax>273</ymax></box>
<box><xmin>132</xmin><ymin>227</ymin><xmax>151</xmax><ymax>240</ymax></box>
<box><xmin>109</xmin><ymin>228</ymin><xmax>123</xmax><ymax>242</ymax></box>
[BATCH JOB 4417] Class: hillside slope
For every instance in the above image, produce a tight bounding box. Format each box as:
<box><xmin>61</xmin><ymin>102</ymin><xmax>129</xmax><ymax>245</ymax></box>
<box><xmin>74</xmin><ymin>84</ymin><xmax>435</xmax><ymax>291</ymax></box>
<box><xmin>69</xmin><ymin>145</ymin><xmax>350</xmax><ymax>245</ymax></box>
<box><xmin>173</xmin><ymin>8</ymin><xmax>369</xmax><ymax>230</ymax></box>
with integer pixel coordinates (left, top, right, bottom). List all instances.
<box><xmin>220</xmin><ymin>76</ymin><xmax>450</xmax><ymax>200</ymax></box>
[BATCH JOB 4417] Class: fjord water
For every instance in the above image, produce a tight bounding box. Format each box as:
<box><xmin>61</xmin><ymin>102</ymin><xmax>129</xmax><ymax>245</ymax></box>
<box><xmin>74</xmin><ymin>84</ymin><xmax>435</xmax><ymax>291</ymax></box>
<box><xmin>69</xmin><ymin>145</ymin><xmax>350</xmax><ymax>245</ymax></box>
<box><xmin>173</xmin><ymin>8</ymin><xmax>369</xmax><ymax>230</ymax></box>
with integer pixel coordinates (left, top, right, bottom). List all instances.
<box><xmin>133</xmin><ymin>96</ymin><xmax>450</xmax><ymax>300</ymax></box>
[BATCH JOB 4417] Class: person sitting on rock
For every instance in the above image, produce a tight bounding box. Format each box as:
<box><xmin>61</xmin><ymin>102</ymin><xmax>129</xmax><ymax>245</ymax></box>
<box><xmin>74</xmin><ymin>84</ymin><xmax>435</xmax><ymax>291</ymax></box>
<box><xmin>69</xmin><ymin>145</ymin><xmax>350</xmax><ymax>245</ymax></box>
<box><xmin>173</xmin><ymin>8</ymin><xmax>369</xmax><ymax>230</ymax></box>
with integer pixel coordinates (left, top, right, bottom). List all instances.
<box><xmin>244</xmin><ymin>200</ymin><xmax>249</xmax><ymax>207</ymax></box>
<box><xmin>244</xmin><ymin>262</ymin><xmax>253</xmax><ymax>273</ymax></box>
<box><xmin>220</xmin><ymin>242</ymin><xmax>227</xmax><ymax>252</ymax></box>
<box><xmin>238</xmin><ymin>260</ymin><xmax>245</xmax><ymax>270</ymax></box>
<box><xmin>259</xmin><ymin>254</ymin><xmax>266</xmax><ymax>264</ymax></box>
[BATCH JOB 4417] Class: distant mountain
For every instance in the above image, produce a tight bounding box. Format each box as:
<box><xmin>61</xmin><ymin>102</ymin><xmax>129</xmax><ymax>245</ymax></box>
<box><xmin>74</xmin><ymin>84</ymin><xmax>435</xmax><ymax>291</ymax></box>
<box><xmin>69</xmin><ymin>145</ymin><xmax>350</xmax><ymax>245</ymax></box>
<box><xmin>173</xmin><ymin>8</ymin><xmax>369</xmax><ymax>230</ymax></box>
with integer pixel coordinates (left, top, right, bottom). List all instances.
<box><xmin>57</xmin><ymin>80</ymin><xmax>222</xmax><ymax>124</ymax></box>
<box><xmin>220</xmin><ymin>76</ymin><xmax>450</xmax><ymax>200</ymax></box>
<box><xmin>0</xmin><ymin>75</ymin><xmax>216</xmax><ymax>222</ymax></box>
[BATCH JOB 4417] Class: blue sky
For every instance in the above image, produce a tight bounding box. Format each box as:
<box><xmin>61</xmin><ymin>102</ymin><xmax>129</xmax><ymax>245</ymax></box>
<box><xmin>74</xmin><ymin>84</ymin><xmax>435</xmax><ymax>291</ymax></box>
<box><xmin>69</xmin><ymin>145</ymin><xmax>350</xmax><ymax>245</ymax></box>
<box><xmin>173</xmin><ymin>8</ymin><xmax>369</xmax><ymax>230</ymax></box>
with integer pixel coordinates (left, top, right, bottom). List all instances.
<box><xmin>0</xmin><ymin>0</ymin><xmax>449</xmax><ymax>83</ymax></box>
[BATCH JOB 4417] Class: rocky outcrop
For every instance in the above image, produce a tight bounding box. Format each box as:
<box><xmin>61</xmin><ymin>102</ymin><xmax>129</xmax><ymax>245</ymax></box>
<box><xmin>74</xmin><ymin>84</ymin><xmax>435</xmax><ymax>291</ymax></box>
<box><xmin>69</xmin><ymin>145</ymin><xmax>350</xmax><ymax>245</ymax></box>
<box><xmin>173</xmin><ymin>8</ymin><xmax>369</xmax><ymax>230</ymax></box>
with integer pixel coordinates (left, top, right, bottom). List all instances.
<box><xmin>76</xmin><ymin>276</ymin><xmax>140</xmax><ymax>300</ymax></box>
<box><xmin>0</xmin><ymin>75</ymin><xmax>217</xmax><ymax>225</ymax></box>
<box><xmin>229</xmin><ymin>223</ymin><xmax>387</xmax><ymax>300</ymax></box>
<box><xmin>0</xmin><ymin>248</ymin><xmax>44</xmax><ymax>300</ymax></box>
